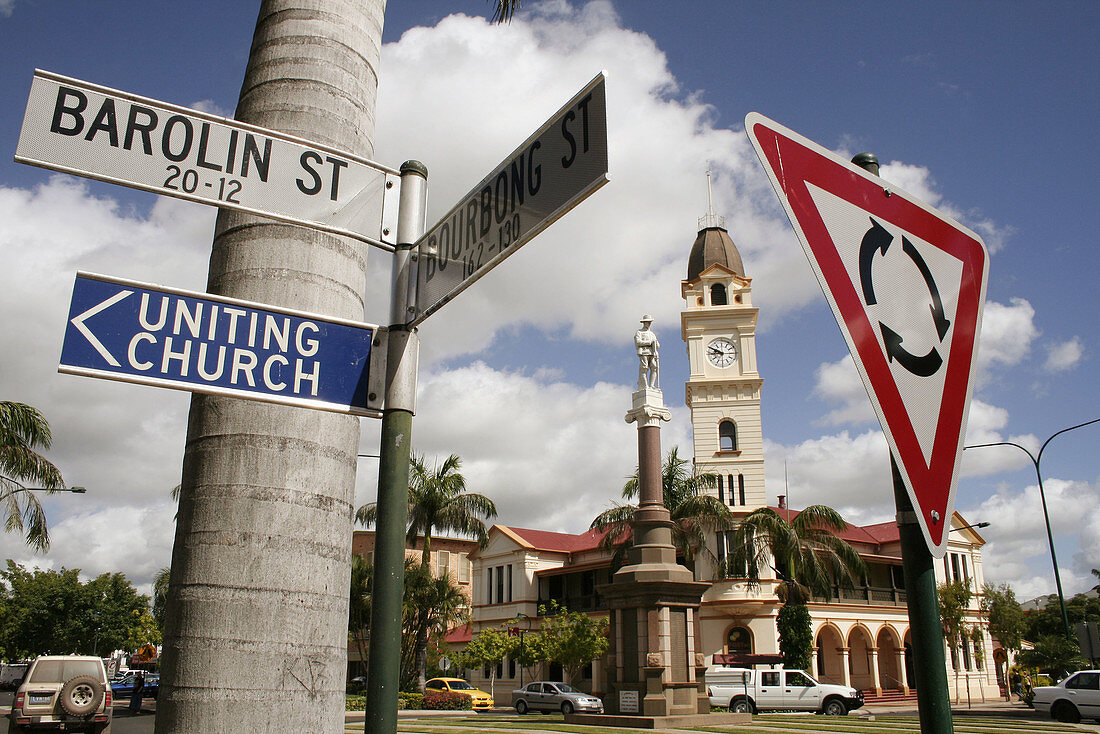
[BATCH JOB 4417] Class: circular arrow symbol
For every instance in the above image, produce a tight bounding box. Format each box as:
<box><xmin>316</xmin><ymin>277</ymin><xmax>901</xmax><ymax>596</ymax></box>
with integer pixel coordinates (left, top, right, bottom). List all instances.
<box><xmin>858</xmin><ymin>217</ymin><xmax>951</xmax><ymax>377</ymax></box>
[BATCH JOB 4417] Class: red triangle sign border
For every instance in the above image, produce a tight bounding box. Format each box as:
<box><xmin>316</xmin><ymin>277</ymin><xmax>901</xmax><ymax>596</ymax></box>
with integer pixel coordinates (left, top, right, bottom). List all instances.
<box><xmin>745</xmin><ymin>112</ymin><xmax>989</xmax><ymax>556</ymax></box>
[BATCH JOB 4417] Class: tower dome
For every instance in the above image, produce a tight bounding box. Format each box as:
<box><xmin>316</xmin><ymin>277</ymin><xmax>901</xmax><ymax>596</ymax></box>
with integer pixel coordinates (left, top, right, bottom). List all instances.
<box><xmin>686</xmin><ymin>167</ymin><xmax>745</xmax><ymax>280</ymax></box>
<box><xmin>686</xmin><ymin>226</ymin><xmax>745</xmax><ymax>281</ymax></box>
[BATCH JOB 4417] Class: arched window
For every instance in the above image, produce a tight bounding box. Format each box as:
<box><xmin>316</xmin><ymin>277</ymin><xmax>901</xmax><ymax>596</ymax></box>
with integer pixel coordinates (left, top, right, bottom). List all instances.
<box><xmin>719</xmin><ymin>420</ymin><xmax>737</xmax><ymax>452</ymax></box>
<box><xmin>726</xmin><ymin>626</ymin><xmax>753</xmax><ymax>655</ymax></box>
<box><xmin>710</xmin><ymin>283</ymin><xmax>728</xmax><ymax>306</ymax></box>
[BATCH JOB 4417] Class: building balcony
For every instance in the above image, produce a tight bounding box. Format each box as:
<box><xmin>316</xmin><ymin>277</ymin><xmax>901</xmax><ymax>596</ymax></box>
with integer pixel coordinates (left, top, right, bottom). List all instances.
<box><xmin>815</xmin><ymin>584</ymin><xmax>908</xmax><ymax>606</ymax></box>
<box><xmin>536</xmin><ymin>593</ymin><xmax>607</xmax><ymax>613</ymax></box>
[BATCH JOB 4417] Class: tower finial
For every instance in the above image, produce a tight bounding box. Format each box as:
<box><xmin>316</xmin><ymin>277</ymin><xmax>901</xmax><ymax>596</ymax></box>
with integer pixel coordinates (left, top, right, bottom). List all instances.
<box><xmin>699</xmin><ymin>163</ymin><xmax>725</xmax><ymax>230</ymax></box>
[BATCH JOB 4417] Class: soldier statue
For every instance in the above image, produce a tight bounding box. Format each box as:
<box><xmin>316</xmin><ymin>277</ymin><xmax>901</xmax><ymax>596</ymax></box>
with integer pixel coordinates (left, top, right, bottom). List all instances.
<box><xmin>635</xmin><ymin>314</ymin><xmax>660</xmax><ymax>389</ymax></box>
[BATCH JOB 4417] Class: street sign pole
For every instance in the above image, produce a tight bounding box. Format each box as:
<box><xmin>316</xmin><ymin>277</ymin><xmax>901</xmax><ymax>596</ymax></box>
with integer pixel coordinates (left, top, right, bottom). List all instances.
<box><xmin>894</xmin><ymin>457</ymin><xmax>954</xmax><ymax>733</ymax></box>
<box><xmin>850</xmin><ymin>154</ymin><xmax>953</xmax><ymax>734</ymax></box>
<box><xmin>366</xmin><ymin>160</ymin><xmax>427</xmax><ymax>734</ymax></box>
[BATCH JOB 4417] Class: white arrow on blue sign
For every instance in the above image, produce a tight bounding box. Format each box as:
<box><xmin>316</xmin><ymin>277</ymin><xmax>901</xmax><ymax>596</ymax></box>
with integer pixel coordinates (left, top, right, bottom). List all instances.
<box><xmin>60</xmin><ymin>272</ymin><xmax>388</xmax><ymax>417</ymax></box>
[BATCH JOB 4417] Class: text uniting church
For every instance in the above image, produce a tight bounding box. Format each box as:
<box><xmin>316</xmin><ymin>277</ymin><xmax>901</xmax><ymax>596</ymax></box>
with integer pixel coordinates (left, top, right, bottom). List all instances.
<box><xmin>384</xmin><ymin>197</ymin><xmax>1002</xmax><ymax>703</ymax></box>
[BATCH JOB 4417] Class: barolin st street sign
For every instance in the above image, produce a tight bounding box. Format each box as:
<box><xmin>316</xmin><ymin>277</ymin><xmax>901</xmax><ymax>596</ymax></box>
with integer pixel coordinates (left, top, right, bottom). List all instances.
<box><xmin>16</xmin><ymin>70</ymin><xmax>400</xmax><ymax>250</ymax></box>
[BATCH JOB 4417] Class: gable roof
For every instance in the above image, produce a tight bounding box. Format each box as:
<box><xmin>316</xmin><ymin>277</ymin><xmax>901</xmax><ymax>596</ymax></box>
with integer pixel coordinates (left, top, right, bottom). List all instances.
<box><xmin>498</xmin><ymin>525</ymin><xmax>611</xmax><ymax>553</ymax></box>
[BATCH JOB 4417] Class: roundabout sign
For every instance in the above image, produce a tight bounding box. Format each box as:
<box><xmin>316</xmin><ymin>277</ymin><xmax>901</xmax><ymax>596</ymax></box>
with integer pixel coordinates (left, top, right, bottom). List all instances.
<box><xmin>746</xmin><ymin>112</ymin><xmax>989</xmax><ymax>556</ymax></box>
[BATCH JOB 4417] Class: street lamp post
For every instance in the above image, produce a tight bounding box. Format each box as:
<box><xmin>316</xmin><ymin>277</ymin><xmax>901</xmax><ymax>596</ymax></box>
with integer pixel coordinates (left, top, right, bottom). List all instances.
<box><xmin>965</xmin><ymin>417</ymin><xmax>1100</xmax><ymax>640</ymax></box>
<box><xmin>8</xmin><ymin>485</ymin><xmax>87</xmax><ymax>495</ymax></box>
<box><xmin>512</xmin><ymin>612</ymin><xmax>533</xmax><ymax>688</ymax></box>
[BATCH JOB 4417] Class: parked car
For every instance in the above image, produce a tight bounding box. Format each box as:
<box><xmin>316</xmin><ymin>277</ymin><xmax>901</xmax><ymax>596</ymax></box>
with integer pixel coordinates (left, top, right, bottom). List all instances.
<box><xmin>110</xmin><ymin>672</ymin><xmax>159</xmax><ymax>700</ymax></box>
<box><xmin>7</xmin><ymin>655</ymin><xmax>112</xmax><ymax>733</ymax></box>
<box><xmin>706</xmin><ymin>665</ymin><xmax>863</xmax><ymax>715</ymax></box>
<box><xmin>511</xmin><ymin>681</ymin><xmax>604</xmax><ymax>715</ymax></box>
<box><xmin>1031</xmin><ymin>669</ymin><xmax>1100</xmax><ymax>723</ymax></box>
<box><xmin>0</xmin><ymin>664</ymin><xmax>29</xmax><ymax>691</ymax></box>
<box><xmin>423</xmin><ymin>677</ymin><xmax>494</xmax><ymax>710</ymax></box>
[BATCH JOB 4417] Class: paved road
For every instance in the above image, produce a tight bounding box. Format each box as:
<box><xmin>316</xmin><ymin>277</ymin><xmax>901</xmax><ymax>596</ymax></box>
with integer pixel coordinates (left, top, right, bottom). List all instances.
<box><xmin>1</xmin><ymin>690</ymin><xmax>156</xmax><ymax>733</ymax></box>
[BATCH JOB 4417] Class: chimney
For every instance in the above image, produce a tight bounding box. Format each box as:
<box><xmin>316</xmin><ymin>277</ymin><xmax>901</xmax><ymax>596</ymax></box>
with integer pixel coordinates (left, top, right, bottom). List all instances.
<box><xmin>778</xmin><ymin>495</ymin><xmax>786</xmax><ymax>510</ymax></box>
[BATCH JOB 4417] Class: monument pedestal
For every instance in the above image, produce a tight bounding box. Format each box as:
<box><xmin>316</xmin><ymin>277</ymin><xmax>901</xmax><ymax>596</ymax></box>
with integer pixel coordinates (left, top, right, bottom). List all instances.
<box><xmin>599</xmin><ymin>385</ymin><xmax>710</xmax><ymax>718</ymax></box>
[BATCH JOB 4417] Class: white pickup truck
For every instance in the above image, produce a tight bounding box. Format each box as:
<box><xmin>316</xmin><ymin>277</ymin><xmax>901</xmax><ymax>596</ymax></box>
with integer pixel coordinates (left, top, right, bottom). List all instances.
<box><xmin>706</xmin><ymin>665</ymin><xmax>863</xmax><ymax>715</ymax></box>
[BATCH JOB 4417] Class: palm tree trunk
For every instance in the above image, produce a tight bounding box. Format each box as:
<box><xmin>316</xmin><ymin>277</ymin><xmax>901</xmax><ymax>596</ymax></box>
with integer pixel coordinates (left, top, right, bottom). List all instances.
<box><xmin>156</xmin><ymin>2</ymin><xmax>384</xmax><ymax>732</ymax></box>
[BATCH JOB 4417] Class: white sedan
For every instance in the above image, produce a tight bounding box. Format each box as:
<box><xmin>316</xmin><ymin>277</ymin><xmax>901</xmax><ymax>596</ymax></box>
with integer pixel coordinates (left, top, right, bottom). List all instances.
<box><xmin>1032</xmin><ymin>670</ymin><xmax>1100</xmax><ymax>723</ymax></box>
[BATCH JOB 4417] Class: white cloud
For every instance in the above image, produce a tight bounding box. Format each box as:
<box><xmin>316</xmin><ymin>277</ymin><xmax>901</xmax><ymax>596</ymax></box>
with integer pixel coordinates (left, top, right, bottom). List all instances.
<box><xmin>189</xmin><ymin>99</ymin><xmax>233</xmax><ymax>118</ymax></box>
<box><xmin>0</xmin><ymin>0</ymin><xmax>14</xmax><ymax>19</ymax></box>
<box><xmin>370</xmin><ymin>3</ymin><xmax>814</xmax><ymax>364</ymax></box>
<box><xmin>355</xmin><ymin>361</ymin><xmax>694</xmax><ymax>536</ymax></box>
<box><xmin>961</xmin><ymin>476</ymin><xmax>1100</xmax><ymax>597</ymax></box>
<box><xmin>811</xmin><ymin>355</ymin><xmax>875</xmax><ymax>427</ymax></box>
<box><xmin>1044</xmin><ymin>337</ymin><xmax>1083</xmax><ymax>373</ymax></box>
<box><xmin>764</xmin><ymin>430</ymin><xmax>895</xmax><ymax>526</ymax></box>
<box><xmin>976</xmin><ymin>297</ymin><xmax>1039</xmax><ymax>371</ymax></box>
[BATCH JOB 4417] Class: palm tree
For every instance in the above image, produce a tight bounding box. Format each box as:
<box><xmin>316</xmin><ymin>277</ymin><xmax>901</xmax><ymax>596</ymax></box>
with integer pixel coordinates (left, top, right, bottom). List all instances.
<box><xmin>356</xmin><ymin>453</ymin><xmax>498</xmax><ymax>566</ymax></box>
<box><xmin>152</xmin><ymin>566</ymin><xmax>171</xmax><ymax>632</ymax></box>
<box><xmin>1</xmin><ymin>401</ymin><xmax>65</xmax><ymax>551</ymax></box>
<box><xmin>590</xmin><ymin>447</ymin><xmax>731</xmax><ymax>571</ymax></box>
<box><xmin>726</xmin><ymin>505</ymin><xmax>866</xmax><ymax>668</ymax></box>
<box><xmin>400</xmin><ymin>562</ymin><xmax>470</xmax><ymax>690</ymax></box>
<box><xmin>356</xmin><ymin>452</ymin><xmax>496</xmax><ymax>687</ymax></box>
<box><xmin>492</xmin><ymin>0</ymin><xmax>521</xmax><ymax>23</ymax></box>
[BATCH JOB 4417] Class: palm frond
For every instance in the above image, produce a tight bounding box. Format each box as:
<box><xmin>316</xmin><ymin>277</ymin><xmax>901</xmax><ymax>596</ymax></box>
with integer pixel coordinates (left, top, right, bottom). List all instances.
<box><xmin>490</xmin><ymin>0</ymin><xmax>521</xmax><ymax>24</ymax></box>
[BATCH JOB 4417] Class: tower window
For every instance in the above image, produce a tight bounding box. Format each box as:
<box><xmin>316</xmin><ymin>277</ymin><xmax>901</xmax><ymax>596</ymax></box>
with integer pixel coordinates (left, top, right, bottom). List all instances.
<box><xmin>728</xmin><ymin>475</ymin><xmax>735</xmax><ymax>505</ymax></box>
<box><xmin>738</xmin><ymin>474</ymin><xmax>746</xmax><ymax>505</ymax></box>
<box><xmin>719</xmin><ymin>420</ymin><xmax>737</xmax><ymax>451</ymax></box>
<box><xmin>710</xmin><ymin>284</ymin><xmax>728</xmax><ymax>306</ymax></box>
<box><xmin>717</xmin><ymin>474</ymin><xmax>725</xmax><ymax>503</ymax></box>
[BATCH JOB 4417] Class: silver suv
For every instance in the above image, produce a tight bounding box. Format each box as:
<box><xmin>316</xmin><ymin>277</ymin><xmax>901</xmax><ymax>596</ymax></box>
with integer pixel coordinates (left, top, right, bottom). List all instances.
<box><xmin>7</xmin><ymin>656</ymin><xmax>112</xmax><ymax>733</ymax></box>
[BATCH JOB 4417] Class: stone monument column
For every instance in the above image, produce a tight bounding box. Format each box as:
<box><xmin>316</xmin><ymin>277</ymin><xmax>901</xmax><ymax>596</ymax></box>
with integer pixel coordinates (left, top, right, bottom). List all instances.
<box><xmin>598</xmin><ymin>316</ymin><xmax>710</xmax><ymax>718</ymax></box>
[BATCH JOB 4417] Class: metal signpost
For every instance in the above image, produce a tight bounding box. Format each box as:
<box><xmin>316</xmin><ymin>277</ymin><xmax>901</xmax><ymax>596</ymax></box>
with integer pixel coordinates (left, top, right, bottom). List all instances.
<box><xmin>365</xmin><ymin>78</ymin><xmax>608</xmax><ymax>734</ymax></box>
<box><xmin>60</xmin><ymin>272</ymin><xmax>387</xmax><ymax>416</ymax></box>
<box><xmin>747</xmin><ymin>112</ymin><xmax>989</xmax><ymax>734</ymax></box>
<box><xmin>16</xmin><ymin>70</ymin><xmax>401</xmax><ymax>251</ymax></box>
<box><xmin>410</xmin><ymin>73</ymin><xmax>608</xmax><ymax>325</ymax></box>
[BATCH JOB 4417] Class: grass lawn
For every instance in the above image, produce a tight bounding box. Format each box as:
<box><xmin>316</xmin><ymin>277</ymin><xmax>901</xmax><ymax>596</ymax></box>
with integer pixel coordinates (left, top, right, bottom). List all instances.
<box><xmin>342</xmin><ymin>711</ymin><xmax>1092</xmax><ymax>734</ymax></box>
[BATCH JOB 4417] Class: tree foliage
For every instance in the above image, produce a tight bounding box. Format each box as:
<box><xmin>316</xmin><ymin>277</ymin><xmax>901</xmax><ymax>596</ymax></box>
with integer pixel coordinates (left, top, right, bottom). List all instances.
<box><xmin>590</xmin><ymin>447</ymin><xmax>728</xmax><ymax>571</ymax></box>
<box><xmin>1025</xmin><ymin>590</ymin><xmax>1100</xmax><ymax>642</ymax></box>
<box><xmin>451</xmin><ymin>625</ymin><xmax>512</xmax><ymax>699</ymax></box>
<box><xmin>1018</xmin><ymin>634</ymin><xmax>1086</xmax><ymax>678</ymax></box>
<box><xmin>400</xmin><ymin>562</ymin><xmax>469</xmax><ymax>691</ymax></box>
<box><xmin>1</xmin><ymin>402</ymin><xmax>65</xmax><ymax>551</ymax></box>
<box><xmin>777</xmin><ymin>602</ymin><xmax>813</xmax><ymax>671</ymax></box>
<box><xmin>725</xmin><ymin>504</ymin><xmax>865</xmax><ymax>669</ymax></box>
<box><xmin>348</xmin><ymin>554</ymin><xmax>372</xmax><ymax>676</ymax></box>
<box><xmin>356</xmin><ymin>452</ymin><xmax>495</xmax><ymax>688</ymax></box>
<box><xmin>535</xmin><ymin>601</ymin><xmax>610</xmax><ymax>685</ymax></box>
<box><xmin>982</xmin><ymin>583</ymin><xmax>1027</xmax><ymax>655</ymax></box>
<box><xmin>0</xmin><ymin>560</ymin><xmax>156</xmax><ymax>659</ymax></box>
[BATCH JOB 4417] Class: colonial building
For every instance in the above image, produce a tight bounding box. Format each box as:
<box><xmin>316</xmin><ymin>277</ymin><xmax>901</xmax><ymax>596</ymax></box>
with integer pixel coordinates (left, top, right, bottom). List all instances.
<box><xmin>454</xmin><ymin>208</ymin><xmax>1000</xmax><ymax>703</ymax></box>
<box><xmin>348</xmin><ymin>531</ymin><xmax>478</xmax><ymax>675</ymax></box>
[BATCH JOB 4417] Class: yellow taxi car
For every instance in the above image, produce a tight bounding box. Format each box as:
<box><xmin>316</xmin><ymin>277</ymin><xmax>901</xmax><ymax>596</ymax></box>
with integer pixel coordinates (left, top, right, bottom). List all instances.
<box><xmin>424</xmin><ymin>677</ymin><xmax>494</xmax><ymax>710</ymax></box>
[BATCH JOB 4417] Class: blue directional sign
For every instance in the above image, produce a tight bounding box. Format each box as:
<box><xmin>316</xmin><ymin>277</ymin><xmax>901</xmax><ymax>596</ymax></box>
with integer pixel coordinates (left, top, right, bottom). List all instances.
<box><xmin>60</xmin><ymin>272</ymin><xmax>387</xmax><ymax>417</ymax></box>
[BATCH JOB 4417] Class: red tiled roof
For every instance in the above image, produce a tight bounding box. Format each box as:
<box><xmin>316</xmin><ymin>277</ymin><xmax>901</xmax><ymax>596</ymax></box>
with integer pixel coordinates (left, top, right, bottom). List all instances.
<box><xmin>768</xmin><ymin>507</ymin><xmax>899</xmax><ymax>547</ymax></box>
<box><xmin>443</xmin><ymin>624</ymin><xmax>472</xmax><ymax>644</ymax></box>
<box><xmin>503</xmin><ymin>526</ymin><xmax>613</xmax><ymax>553</ymax></box>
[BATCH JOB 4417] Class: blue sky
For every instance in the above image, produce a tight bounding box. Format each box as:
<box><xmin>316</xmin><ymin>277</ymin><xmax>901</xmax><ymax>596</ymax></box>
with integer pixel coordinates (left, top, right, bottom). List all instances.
<box><xmin>0</xmin><ymin>1</ymin><xmax>1096</xmax><ymax>603</ymax></box>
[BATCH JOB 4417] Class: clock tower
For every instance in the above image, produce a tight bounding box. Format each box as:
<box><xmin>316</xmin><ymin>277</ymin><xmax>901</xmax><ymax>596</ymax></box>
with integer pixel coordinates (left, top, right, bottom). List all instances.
<box><xmin>680</xmin><ymin>194</ymin><xmax>765</xmax><ymax>516</ymax></box>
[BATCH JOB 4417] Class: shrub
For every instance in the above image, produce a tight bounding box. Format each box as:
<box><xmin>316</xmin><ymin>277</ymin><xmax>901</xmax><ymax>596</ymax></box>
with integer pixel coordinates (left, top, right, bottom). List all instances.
<box><xmin>422</xmin><ymin>690</ymin><xmax>473</xmax><ymax>710</ymax></box>
<box><xmin>398</xmin><ymin>692</ymin><xmax>424</xmax><ymax>710</ymax></box>
<box><xmin>345</xmin><ymin>694</ymin><xmax>366</xmax><ymax>711</ymax></box>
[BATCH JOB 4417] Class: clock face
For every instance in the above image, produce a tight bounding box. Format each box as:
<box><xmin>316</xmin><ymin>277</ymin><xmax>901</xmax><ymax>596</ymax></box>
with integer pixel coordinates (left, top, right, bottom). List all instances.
<box><xmin>707</xmin><ymin>337</ymin><xmax>738</xmax><ymax>368</ymax></box>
